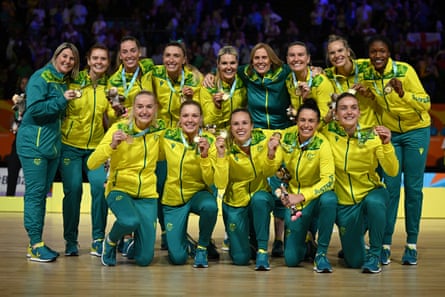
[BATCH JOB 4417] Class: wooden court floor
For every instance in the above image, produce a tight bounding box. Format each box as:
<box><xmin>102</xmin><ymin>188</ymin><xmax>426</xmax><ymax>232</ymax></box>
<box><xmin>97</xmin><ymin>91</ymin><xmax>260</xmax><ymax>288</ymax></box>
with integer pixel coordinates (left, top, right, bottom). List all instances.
<box><xmin>0</xmin><ymin>212</ymin><xmax>444</xmax><ymax>297</ymax></box>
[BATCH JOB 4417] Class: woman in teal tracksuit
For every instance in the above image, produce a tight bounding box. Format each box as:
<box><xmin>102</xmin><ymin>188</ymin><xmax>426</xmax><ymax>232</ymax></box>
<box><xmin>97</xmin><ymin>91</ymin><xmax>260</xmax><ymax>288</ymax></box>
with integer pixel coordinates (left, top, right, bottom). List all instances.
<box><xmin>17</xmin><ymin>42</ymin><xmax>80</xmax><ymax>263</ymax></box>
<box><xmin>87</xmin><ymin>90</ymin><xmax>165</xmax><ymax>267</ymax></box>
<box><xmin>160</xmin><ymin>100</ymin><xmax>226</xmax><ymax>268</ymax></box>
<box><xmin>60</xmin><ymin>44</ymin><xmax>115</xmax><ymax>257</ymax></box>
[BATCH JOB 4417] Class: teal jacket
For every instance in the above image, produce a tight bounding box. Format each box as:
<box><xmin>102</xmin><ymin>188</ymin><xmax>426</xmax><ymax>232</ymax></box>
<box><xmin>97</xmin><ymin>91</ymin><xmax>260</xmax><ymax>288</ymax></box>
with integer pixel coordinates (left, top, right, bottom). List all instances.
<box><xmin>16</xmin><ymin>63</ymin><xmax>69</xmax><ymax>159</ymax></box>
<box><xmin>238</xmin><ymin>64</ymin><xmax>293</xmax><ymax>129</ymax></box>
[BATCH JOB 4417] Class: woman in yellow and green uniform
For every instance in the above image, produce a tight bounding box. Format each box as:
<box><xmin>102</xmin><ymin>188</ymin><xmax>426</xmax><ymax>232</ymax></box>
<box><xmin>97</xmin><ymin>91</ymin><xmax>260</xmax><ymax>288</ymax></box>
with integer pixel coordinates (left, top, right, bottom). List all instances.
<box><xmin>87</xmin><ymin>91</ymin><xmax>165</xmax><ymax>267</ymax></box>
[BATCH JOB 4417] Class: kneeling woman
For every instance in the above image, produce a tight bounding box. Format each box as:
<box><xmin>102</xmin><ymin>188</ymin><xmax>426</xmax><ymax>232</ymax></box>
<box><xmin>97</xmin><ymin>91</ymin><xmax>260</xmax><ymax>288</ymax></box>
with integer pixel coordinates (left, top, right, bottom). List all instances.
<box><xmin>267</xmin><ymin>99</ymin><xmax>337</xmax><ymax>272</ymax></box>
<box><xmin>221</xmin><ymin>108</ymin><xmax>277</xmax><ymax>271</ymax></box>
<box><xmin>160</xmin><ymin>101</ymin><xmax>226</xmax><ymax>268</ymax></box>
<box><xmin>87</xmin><ymin>90</ymin><xmax>164</xmax><ymax>266</ymax></box>
<box><xmin>322</xmin><ymin>92</ymin><xmax>398</xmax><ymax>273</ymax></box>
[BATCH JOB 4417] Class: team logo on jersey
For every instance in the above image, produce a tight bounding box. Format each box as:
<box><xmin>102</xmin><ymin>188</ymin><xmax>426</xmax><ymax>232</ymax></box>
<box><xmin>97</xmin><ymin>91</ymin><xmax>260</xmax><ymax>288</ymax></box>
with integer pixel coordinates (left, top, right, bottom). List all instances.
<box><xmin>33</xmin><ymin>158</ymin><xmax>41</xmax><ymax>166</ymax></box>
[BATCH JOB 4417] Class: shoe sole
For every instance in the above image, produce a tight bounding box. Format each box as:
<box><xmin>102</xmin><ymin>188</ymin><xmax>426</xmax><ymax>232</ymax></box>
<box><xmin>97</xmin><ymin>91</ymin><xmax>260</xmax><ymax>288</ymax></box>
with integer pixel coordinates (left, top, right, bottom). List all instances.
<box><xmin>255</xmin><ymin>266</ymin><xmax>271</xmax><ymax>271</ymax></box>
<box><xmin>29</xmin><ymin>256</ymin><xmax>57</xmax><ymax>263</ymax></box>
<box><xmin>362</xmin><ymin>268</ymin><xmax>382</xmax><ymax>273</ymax></box>
<box><xmin>90</xmin><ymin>251</ymin><xmax>101</xmax><ymax>257</ymax></box>
<box><xmin>65</xmin><ymin>252</ymin><xmax>79</xmax><ymax>256</ymax></box>
<box><xmin>381</xmin><ymin>259</ymin><xmax>391</xmax><ymax>265</ymax></box>
<box><xmin>314</xmin><ymin>267</ymin><xmax>333</xmax><ymax>273</ymax></box>
<box><xmin>402</xmin><ymin>261</ymin><xmax>417</xmax><ymax>265</ymax></box>
<box><xmin>193</xmin><ymin>264</ymin><xmax>208</xmax><ymax>268</ymax></box>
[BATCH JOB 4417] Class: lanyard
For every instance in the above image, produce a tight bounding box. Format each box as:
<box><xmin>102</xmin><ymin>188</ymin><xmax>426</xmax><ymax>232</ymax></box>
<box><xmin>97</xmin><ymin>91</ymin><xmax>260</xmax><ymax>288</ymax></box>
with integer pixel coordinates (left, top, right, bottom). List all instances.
<box><xmin>292</xmin><ymin>68</ymin><xmax>313</xmax><ymax>91</ymax></box>
<box><xmin>220</xmin><ymin>78</ymin><xmax>237</xmax><ymax>100</ymax></box>
<box><xmin>121</xmin><ymin>66</ymin><xmax>140</xmax><ymax>98</ymax></box>
<box><xmin>127</xmin><ymin>122</ymin><xmax>151</xmax><ymax>137</ymax></box>
<box><xmin>166</xmin><ymin>69</ymin><xmax>185</xmax><ymax>96</ymax></box>
<box><xmin>371</xmin><ymin>61</ymin><xmax>397</xmax><ymax>96</ymax></box>
<box><xmin>333</xmin><ymin>61</ymin><xmax>358</xmax><ymax>93</ymax></box>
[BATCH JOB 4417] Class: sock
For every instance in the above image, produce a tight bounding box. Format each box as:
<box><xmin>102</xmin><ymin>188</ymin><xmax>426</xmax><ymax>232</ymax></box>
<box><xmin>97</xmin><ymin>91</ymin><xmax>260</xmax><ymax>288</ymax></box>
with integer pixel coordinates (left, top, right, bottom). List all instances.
<box><xmin>407</xmin><ymin>243</ymin><xmax>417</xmax><ymax>249</ymax></box>
<box><xmin>383</xmin><ymin>244</ymin><xmax>391</xmax><ymax>250</ymax></box>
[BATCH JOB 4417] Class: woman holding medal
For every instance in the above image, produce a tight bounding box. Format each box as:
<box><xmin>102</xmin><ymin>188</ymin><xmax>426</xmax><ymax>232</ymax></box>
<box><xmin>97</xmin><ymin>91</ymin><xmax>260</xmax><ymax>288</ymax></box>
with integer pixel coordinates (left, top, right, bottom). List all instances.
<box><xmin>107</xmin><ymin>36</ymin><xmax>154</xmax><ymax>113</ymax></box>
<box><xmin>160</xmin><ymin>101</ymin><xmax>226</xmax><ymax>268</ymax></box>
<box><xmin>60</xmin><ymin>44</ymin><xmax>115</xmax><ymax>257</ymax></box>
<box><xmin>16</xmin><ymin>42</ymin><xmax>80</xmax><ymax>262</ymax></box>
<box><xmin>141</xmin><ymin>41</ymin><xmax>204</xmax><ymax>252</ymax></box>
<box><xmin>87</xmin><ymin>90</ymin><xmax>165</xmax><ymax>267</ymax></box>
<box><xmin>285</xmin><ymin>41</ymin><xmax>333</xmax><ymax>121</ymax></box>
<box><xmin>363</xmin><ymin>35</ymin><xmax>431</xmax><ymax>266</ymax></box>
<box><xmin>324</xmin><ymin>35</ymin><xmax>378</xmax><ymax>129</ymax></box>
<box><xmin>267</xmin><ymin>99</ymin><xmax>337</xmax><ymax>272</ymax></box>
<box><xmin>220</xmin><ymin>108</ymin><xmax>278</xmax><ymax>271</ymax></box>
<box><xmin>201</xmin><ymin>45</ymin><xmax>247</xmax><ymax>130</ymax></box>
<box><xmin>322</xmin><ymin>92</ymin><xmax>399</xmax><ymax>273</ymax></box>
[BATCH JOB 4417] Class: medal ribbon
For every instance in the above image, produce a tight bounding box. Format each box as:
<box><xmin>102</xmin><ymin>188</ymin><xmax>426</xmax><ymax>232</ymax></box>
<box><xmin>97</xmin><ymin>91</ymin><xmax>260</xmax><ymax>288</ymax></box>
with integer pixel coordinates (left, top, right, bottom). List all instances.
<box><xmin>121</xmin><ymin>66</ymin><xmax>140</xmax><ymax>98</ymax></box>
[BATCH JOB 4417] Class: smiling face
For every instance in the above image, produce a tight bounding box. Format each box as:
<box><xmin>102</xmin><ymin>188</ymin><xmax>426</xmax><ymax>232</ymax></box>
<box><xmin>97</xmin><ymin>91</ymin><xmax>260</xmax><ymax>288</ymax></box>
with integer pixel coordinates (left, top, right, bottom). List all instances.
<box><xmin>327</xmin><ymin>40</ymin><xmax>351</xmax><ymax>70</ymax></box>
<box><xmin>230</xmin><ymin>110</ymin><xmax>253</xmax><ymax>145</ymax></box>
<box><xmin>119</xmin><ymin>40</ymin><xmax>141</xmax><ymax>72</ymax></box>
<box><xmin>287</xmin><ymin>44</ymin><xmax>310</xmax><ymax>73</ymax></box>
<box><xmin>54</xmin><ymin>48</ymin><xmax>76</xmax><ymax>74</ymax></box>
<box><xmin>179</xmin><ymin>103</ymin><xmax>202</xmax><ymax>138</ymax></box>
<box><xmin>252</xmin><ymin>48</ymin><xmax>271</xmax><ymax>76</ymax></box>
<box><xmin>87</xmin><ymin>48</ymin><xmax>109</xmax><ymax>78</ymax></box>
<box><xmin>133</xmin><ymin>92</ymin><xmax>157</xmax><ymax>129</ymax></box>
<box><xmin>369</xmin><ymin>40</ymin><xmax>390</xmax><ymax>74</ymax></box>
<box><xmin>335</xmin><ymin>95</ymin><xmax>360</xmax><ymax>132</ymax></box>
<box><xmin>218</xmin><ymin>53</ymin><xmax>238</xmax><ymax>83</ymax></box>
<box><xmin>163</xmin><ymin>45</ymin><xmax>186</xmax><ymax>78</ymax></box>
<box><xmin>297</xmin><ymin>108</ymin><xmax>318</xmax><ymax>143</ymax></box>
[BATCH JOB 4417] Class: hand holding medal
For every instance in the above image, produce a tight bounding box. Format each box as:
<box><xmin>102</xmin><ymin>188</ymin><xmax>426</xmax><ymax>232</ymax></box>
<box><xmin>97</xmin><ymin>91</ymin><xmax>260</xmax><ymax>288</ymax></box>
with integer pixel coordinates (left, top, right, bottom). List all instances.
<box><xmin>387</xmin><ymin>78</ymin><xmax>404</xmax><ymax>98</ymax></box>
<box><xmin>215</xmin><ymin>129</ymin><xmax>227</xmax><ymax>158</ymax></box>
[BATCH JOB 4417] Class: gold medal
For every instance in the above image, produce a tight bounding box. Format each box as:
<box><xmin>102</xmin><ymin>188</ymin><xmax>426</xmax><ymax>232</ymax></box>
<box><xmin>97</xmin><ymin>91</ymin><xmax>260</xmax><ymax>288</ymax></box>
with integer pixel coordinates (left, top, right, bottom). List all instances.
<box><xmin>193</xmin><ymin>136</ymin><xmax>200</xmax><ymax>143</ymax></box>
<box><xmin>347</xmin><ymin>88</ymin><xmax>357</xmax><ymax>96</ymax></box>
<box><xmin>74</xmin><ymin>89</ymin><xmax>82</xmax><ymax>98</ymax></box>
<box><xmin>222</xmin><ymin>93</ymin><xmax>230</xmax><ymax>101</ymax></box>
<box><xmin>219</xmin><ymin>130</ymin><xmax>228</xmax><ymax>139</ymax></box>
<box><xmin>126</xmin><ymin>135</ymin><xmax>134</xmax><ymax>144</ymax></box>
<box><xmin>384</xmin><ymin>85</ymin><xmax>393</xmax><ymax>94</ymax></box>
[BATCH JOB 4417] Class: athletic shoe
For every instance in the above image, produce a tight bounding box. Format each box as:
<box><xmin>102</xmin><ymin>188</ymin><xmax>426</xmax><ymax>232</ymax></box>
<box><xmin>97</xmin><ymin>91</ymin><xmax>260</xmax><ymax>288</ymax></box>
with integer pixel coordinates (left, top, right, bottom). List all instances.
<box><xmin>90</xmin><ymin>239</ymin><xmax>104</xmax><ymax>257</ymax></box>
<box><xmin>313</xmin><ymin>253</ymin><xmax>333</xmax><ymax>273</ymax></box>
<box><xmin>362</xmin><ymin>254</ymin><xmax>382</xmax><ymax>273</ymax></box>
<box><xmin>65</xmin><ymin>242</ymin><xmax>79</xmax><ymax>256</ymax></box>
<box><xmin>126</xmin><ymin>239</ymin><xmax>135</xmax><ymax>260</ymax></box>
<box><xmin>121</xmin><ymin>238</ymin><xmax>133</xmax><ymax>257</ymax></box>
<box><xmin>255</xmin><ymin>251</ymin><xmax>270</xmax><ymax>271</ymax></box>
<box><xmin>271</xmin><ymin>240</ymin><xmax>284</xmax><ymax>257</ymax></box>
<box><xmin>207</xmin><ymin>240</ymin><xmax>220</xmax><ymax>260</ymax></box>
<box><xmin>381</xmin><ymin>247</ymin><xmax>391</xmax><ymax>265</ymax></box>
<box><xmin>193</xmin><ymin>248</ymin><xmax>208</xmax><ymax>268</ymax></box>
<box><xmin>221</xmin><ymin>238</ymin><xmax>230</xmax><ymax>251</ymax></box>
<box><xmin>402</xmin><ymin>246</ymin><xmax>417</xmax><ymax>265</ymax></box>
<box><xmin>29</xmin><ymin>242</ymin><xmax>57</xmax><ymax>263</ymax></box>
<box><xmin>337</xmin><ymin>249</ymin><xmax>344</xmax><ymax>259</ymax></box>
<box><xmin>101</xmin><ymin>236</ymin><xmax>117</xmax><ymax>266</ymax></box>
<box><xmin>26</xmin><ymin>244</ymin><xmax>32</xmax><ymax>258</ymax></box>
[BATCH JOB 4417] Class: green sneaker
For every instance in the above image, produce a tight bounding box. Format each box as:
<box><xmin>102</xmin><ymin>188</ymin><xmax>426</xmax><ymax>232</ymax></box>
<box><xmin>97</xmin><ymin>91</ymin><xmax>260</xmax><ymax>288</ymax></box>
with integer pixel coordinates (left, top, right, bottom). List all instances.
<box><xmin>255</xmin><ymin>251</ymin><xmax>270</xmax><ymax>271</ymax></box>
<box><xmin>193</xmin><ymin>247</ymin><xmax>208</xmax><ymax>268</ymax></box>
<box><xmin>29</xmin><ymin>242</ymin><xmax>58</xmax><ymax>263</ymax></box>
<box><xmin>313</xmin><ymin>253</ymin><xmax>333</xmax><ymax>273</ymax></box>
<box><xmin>402</xmin><ymin>246</ymin><xmax>417</xmax><ymax>265</ymax></box>
<box><xmin>126</xmin><ymin>239</ymin><xmax>135</xmax><ymax>260</ymax></box>
<box><xmin>90</xmin><ymin>239</ymin><xmax>104</xmax><ymax>257</ymax></box>
<box><xmin>65</xmin><ymin>242</ymin><xmax>79</xmax><ymax>256</ymax></box>
<box><xmin>101</xmin><ymin>236</ymin><xmax>117</xmax><ymax>266</ymax></box>
<box><xmin>381</xmin><ymin>247</ymin><xmax>391</xmax><ymax>265</ymax></box>
<box><xmin>121</xmin><ymin>238</ymin><xmax>133</xmax><ymax>257</ymax></box>
<box><xmin>362</xmin><ymin>254</ymin><xmax>382</xmax><ymax>273</ymax></box>
<box><xmin>271</xmin><ymin>240</ymin><xmax>284</xmax><ymax>257</ymax></box>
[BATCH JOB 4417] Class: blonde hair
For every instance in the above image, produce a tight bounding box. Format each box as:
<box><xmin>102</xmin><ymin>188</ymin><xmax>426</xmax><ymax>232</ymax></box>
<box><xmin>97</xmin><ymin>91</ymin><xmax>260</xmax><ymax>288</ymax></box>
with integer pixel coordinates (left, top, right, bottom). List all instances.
<box><xmin>215</xmin><ymin>46</ymin><xmax>239</xmax><ymax>89</ymax></box>
<box><xmin>51</xmin><ymin>42</ymin><xmax>80</xmax><ymax>79</ymax></box>
<box><xmin>127</xmin><ymin>90</ymin><xmax>159</xmax><ymax>128</ymax></box>
<box><xmin>325</xmin><ymin>34</ymin><xmax>356</xmax><ymax>67</ymax></box>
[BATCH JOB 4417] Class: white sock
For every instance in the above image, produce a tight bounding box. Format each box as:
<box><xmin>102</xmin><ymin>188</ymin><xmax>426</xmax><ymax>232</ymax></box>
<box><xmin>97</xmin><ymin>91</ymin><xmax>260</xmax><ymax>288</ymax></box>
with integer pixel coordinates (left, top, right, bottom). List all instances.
<box><xmin>383</xmin><ymin>244</ymin><xmax>391</xmax><ymax>250</ymax></box>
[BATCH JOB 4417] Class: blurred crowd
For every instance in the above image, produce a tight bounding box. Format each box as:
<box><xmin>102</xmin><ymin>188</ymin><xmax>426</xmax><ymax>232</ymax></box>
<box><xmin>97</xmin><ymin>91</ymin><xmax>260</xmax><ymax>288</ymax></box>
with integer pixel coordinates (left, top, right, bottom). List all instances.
<box><xmin>1</xmin><ymin>0</ymin><xmax>445</xmax><ymax>102</ymax></box>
